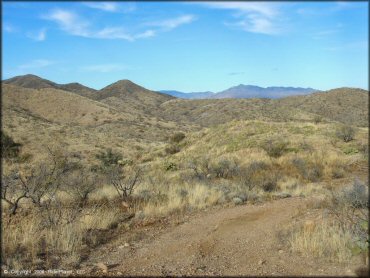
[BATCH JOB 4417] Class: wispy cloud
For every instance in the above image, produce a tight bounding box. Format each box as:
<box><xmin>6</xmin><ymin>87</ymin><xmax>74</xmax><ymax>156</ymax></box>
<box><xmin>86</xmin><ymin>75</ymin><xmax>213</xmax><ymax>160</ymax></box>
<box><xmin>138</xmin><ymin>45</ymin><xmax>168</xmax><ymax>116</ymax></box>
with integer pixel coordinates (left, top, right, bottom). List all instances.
<box><xmin>27</xmin><ymin>28</ymin><xmax>47</xmax><ymax>41</ymax></box>
<box><xmin>18</xmin><ymin>59</ymin><xmax>55</xmax><ymax>70</ymax></box>
<box><xmin>147</xmin><ymin>15</ymin><xmax>196</xmax><ymax>30</ymax></box>
<box><xmin>43</xmin><ymin>9</ymin><xmax>90</xmax><ymax>37</ymax></box>
<box><xmin>43</xmin><ymin>9</ymin><xmax>195</xmax><ymax>41</ymax></box>
<box><xmin>83</xmin><ymin>2</ymin><xmax>136</xmax><ymax>13</ymax></box>
<box><xmin>4</xmin><ymin>23</ymin><xmax>17</xmax><ymax>33</ymax></box>
<box><xmin>81</xmin><ymin>64</ymin><xmax>126</xmax><ymax>73</ymax></box>
<box><xmin>199</xmin><ymin>2</ymin><xmax>282</xmax><ymax>35</ymax></box>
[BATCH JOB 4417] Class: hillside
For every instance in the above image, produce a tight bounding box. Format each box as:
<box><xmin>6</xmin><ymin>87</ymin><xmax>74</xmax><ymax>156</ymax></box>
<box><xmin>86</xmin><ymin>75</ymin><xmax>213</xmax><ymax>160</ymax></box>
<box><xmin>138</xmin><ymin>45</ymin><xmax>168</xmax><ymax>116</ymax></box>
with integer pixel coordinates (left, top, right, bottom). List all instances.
<box><xmin>278</xmin><ymin>87</ymin><xmax>369</xmax><ymax>127</ymax></box>
<box><xmin>2</xmin><ymin>84</ymin><xmax>195</xmax><ymax>162</ymax></box>
<box><xmin>3</xmin><ymin>74</ymin><xmax>97</xmax><ymax>98</ymax></box>
<box><xmin>96</xmin><ymin>80</ymin><xmax>173</xmax><ymax>117</ymax></box>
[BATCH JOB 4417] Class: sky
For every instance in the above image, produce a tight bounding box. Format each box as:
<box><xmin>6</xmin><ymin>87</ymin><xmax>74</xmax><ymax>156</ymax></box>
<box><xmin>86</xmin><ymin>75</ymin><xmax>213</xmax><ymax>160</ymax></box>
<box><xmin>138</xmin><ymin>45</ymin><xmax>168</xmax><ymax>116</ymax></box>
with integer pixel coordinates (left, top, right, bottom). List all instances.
<box><xmin>2</xmin><ymin>1</ymin><xmax>369</xmax><ymax>92</ymax></box>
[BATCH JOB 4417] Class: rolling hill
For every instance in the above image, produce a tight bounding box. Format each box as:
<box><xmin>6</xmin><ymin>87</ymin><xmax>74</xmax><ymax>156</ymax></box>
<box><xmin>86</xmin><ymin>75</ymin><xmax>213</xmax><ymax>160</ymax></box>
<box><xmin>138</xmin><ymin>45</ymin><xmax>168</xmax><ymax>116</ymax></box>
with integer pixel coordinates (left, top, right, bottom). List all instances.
<box><xmin>2</xmin><ymin>74</ymin><xmax>368</xmax><ymax>163</ymax></box>
<box><xmin>3</xmin><ymin>74</ymin><xmax>98</xmax><ymax>99</ymax></box>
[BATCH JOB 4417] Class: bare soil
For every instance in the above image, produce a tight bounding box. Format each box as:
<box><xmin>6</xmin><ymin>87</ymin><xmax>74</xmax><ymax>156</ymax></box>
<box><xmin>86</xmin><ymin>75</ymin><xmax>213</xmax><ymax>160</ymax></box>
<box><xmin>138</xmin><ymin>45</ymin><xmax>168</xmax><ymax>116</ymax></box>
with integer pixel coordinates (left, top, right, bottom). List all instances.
<box><xmin>80</xmin><ymin>197</ymin><xmax>366</xmax><ymax>276</ymax></box>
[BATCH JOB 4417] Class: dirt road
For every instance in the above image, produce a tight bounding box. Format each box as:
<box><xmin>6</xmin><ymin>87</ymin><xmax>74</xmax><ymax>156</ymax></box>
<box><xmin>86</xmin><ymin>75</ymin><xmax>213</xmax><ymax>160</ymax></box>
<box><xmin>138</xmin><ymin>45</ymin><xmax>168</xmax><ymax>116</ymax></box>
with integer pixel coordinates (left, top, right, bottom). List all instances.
<box><xmin>82</xmin><ymin>197</ymin><xmax>364</xmax><ymax>276</ymax></box>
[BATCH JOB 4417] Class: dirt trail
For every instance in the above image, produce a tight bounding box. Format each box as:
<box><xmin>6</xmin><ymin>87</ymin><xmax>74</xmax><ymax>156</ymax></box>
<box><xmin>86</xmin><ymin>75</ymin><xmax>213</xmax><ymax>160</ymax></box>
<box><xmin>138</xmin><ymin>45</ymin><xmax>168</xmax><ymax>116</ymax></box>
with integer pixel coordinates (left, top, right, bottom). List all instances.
<box><xmin>82</xmin><ymin>197</ymin><xmax>363</xmax><ymax>276</ymax></box>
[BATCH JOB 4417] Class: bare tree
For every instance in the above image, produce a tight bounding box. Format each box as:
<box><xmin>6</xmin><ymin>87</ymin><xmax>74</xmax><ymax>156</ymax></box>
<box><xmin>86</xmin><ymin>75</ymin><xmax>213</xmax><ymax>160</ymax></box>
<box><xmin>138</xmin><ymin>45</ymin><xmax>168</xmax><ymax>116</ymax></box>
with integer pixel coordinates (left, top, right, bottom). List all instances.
<box><xmin>1</xmin><ymin>148</ymin><xmax>70</xmax><ymax>216</ymax></box>
<box><xmin>107</xmin><ymin>165</ymin><xmax>142</xmax><ymax>201</ymax></box>
<box><xmin>1</xmin><ymin>171</ymin><xmax>29</xmax><ymax>215</ymax></box>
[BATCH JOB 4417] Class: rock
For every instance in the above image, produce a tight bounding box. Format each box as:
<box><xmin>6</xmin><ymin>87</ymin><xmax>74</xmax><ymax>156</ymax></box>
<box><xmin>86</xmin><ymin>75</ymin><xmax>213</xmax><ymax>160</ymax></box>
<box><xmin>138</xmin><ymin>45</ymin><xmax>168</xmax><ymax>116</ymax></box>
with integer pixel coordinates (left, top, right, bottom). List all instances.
<box><xmin>258</xmin><ymin>260</ymin><xmax>266</xmax><ymax>265</ymax></box>
<box><xmin>232</xmin><ymin>197</ymin><xmax>244</xmax><ymax>205</ymax></box>
<box><xmin>124</xmin><ymin>242</ymin><xmax>130</xmax><ymax>247</ymax></box>
<box><xmin>278</xmin><ymin>249</ymin><xmax>284</xmax><ymax>254</ymax></box>
<box><xmin>96</xmin><ymin>262</ymin><xmax>108</xmax><ymax>273</ymax></box>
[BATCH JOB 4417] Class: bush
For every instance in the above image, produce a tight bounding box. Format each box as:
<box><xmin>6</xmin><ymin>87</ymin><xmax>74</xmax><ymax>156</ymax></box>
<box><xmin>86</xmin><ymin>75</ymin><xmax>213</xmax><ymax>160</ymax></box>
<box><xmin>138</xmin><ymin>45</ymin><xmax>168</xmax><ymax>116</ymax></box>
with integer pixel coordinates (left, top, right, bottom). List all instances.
<box><xmin>328</xmin><ymin>179</ymin><xmax>369</xmax><ymax>254</ymax></box>
<box><xmin>164</xmin><ymin>161</ymin><xmax>178</xmax><ymax>171</ymax></box>
<box><xmin>291</xmin><ymin>157</ymin><xmax>323</xmax><ymax>182</ymax></box>
<box><xmin>1</xmin><ymin>132</ymin><xmax>22</xmax><ymax>159</ymax></box>
<box><xmin>313</xmin><ymin>115</ymin><xmax>323</xmax><ymax>124</ymax></box>
<box><xmin>238</xmin><ymin>161</ymin><xmax>269</xmax><ymax>191</ymax></box>
<box><xmin>336</xmin><ymin>125</ymin><xmax>355</xmax><ymax>142</ymax></box>
<box><xmin>212</xmin><ymin>159</ymin><xmax>240</xmax><ymax>179</ymax></box>
<box><xmin>165</xmin><ymin>144</ymin><xmax>180</xmax><ymax>155</ymax></box>
<box><xmin>95</xmin><ymin>148</ymin><xmax>123</xmax><ymax>167</ymax></box>
<box><xmin>170</xmin><ymin>132</ymin><xmax>185</xmax><ymax>143</ymax></box>
<box><xmin>261</xmin><ymin>138</ymin><xmax>288</xmax><ymax>158</ymax></box>
<box><xmin>341</xmin><ymin>179</ymin><xmax>368</xmax><ymax>209</ymax></box>
<box><xmin>186</xmin><ymin>156</ymin><xmax>212</xmax><ymax>179</ymax></box>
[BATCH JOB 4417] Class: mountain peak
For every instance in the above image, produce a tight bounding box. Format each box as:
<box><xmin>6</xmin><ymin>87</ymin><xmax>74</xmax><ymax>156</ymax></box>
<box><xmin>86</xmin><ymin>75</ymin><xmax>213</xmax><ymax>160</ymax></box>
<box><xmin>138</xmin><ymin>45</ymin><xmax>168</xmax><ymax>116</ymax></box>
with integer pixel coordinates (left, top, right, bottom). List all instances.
<box><xmin>3</xmin><ymin>74</ymin><xmax>56</xmax><ymax>89</ymax></box>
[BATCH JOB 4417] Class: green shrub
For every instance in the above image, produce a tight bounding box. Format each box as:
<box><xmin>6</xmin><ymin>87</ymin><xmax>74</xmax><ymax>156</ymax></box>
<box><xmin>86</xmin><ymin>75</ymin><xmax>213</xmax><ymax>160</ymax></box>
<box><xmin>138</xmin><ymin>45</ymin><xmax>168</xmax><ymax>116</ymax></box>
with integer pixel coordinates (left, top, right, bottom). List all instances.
<box><xmin>212</xmin><ymin>159</ymin><xmax>239</xmax><ymax>179</ymax></box>
<box><xmin>164</xmin><ymin>161</ymin><xmax>178</xmax><ymax>171</ymax></box>
<box><xmin>313</xmin><ymin>115</ymin><xmax>323</xmax><ymax>124</ymax></box>
<box><xmin>261</xmin><ymin>138</ymin><xmax>289</xmax><ymax>158</ymax></box>
<box><xmin>170</xmin><ymin>132</ymin><xmax>185</xmax><ymax>143</ymax></box>
<box><xmin>336</xmin><ymin>125</ymin><xmax>356</xmax><ymax>142</ymax></box>
<box><xmin>341</xmin><ymin>179</ymin><xmax>368</xmax><ymax>209</ymax></box>
<box><xmin>95</xmin><ymin>148</ymin><xmax>123</xmax><ymax>167</ymax></box>
<box><xmin>291</xmin><ymin>157</ymin><xmax>323</xmax><ymax>182</ymax></box>
<box><xmin>165</xmin><ymin>144</ymin><xmax>180</xmax><ymax>155</ymax></box>
<box><xmin>1</xmin><ymin>132</ymin><xmax>21</xmax><ymax>159</ymax></box>
<box><xmin>239</xmin><ymin>161</ymin><xmax>269</xmax><ymax>191</ymax></box>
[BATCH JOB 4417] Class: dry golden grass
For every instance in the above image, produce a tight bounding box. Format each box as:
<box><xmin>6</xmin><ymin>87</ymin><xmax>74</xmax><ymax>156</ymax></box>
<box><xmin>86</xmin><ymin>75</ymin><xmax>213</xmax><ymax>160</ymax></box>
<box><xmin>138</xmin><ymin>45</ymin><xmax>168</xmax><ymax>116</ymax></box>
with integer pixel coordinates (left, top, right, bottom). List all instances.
<box><xmin>289</xmin><ymin>220</ymin><xmax>353</xmax><ymax>262</ymax></box>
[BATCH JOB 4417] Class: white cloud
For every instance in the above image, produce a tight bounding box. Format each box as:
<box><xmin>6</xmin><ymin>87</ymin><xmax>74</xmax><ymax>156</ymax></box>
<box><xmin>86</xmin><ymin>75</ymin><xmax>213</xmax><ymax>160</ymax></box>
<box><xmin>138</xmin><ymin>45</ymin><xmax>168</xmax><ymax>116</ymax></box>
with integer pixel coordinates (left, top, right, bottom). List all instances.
<box><xmin>18</xmin><ymin>59</ymin><xmax>55</xmax><ymax>70</ymax></box>
<box><xmin>43</xmin><ymin>9</ymin><xmax>90</xmax><ymax>37</ymax></box>
<box><xmin>27</xmin><ymin>28</ymin><xmax>47</xmax><ymax>41</ymax></box>
<box><xmin>83</xmin><ymin>2</ymin><xmax>136</xmax><ymax>13</ymax></box>
<box><xmin>199</xmin><ymin>2</ymin><xmax>282</xmax><ymax>35</ymax></box>
<box><xmin>147</xmin><ymin>15</ymin><xmax>196</xmax><ymax>30</ymax></box>
<box><xmin>43</xmin><ymin>9</ymin><xmax>195</xmax><ymax>41</ymax></box>
<box><xmin>135</xmin><ymin>30</ymin><xmax>156</xmax><ymax>39</ymax></box>
<box><xmin>94</xmin><ymin>27</ymin><xmax>134</xmax><ymax>41</ymax></box>
<box><xmin>83</xmin><ymin>2</ymin><xmax>119</xmax><ymax>12</ymax></box>
<box><xmin>82</xmin><ymin>64</ymin><xmax>126</xmax><ymax>73</ymax></box>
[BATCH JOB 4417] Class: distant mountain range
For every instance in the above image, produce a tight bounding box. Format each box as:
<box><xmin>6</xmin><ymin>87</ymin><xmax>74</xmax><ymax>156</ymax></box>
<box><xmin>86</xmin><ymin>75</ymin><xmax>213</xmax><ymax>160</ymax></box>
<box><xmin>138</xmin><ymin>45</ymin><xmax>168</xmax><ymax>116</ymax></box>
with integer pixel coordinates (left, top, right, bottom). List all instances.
<box><xmin>3</xmin><ymin>74</ymin><xmax>368</xmax><ymax>128</ymax></box>
<box><xmin>159</xmin><ymin>90</ymin><xmax>214</xmax><ymax>99</ymax></box>
<box><xmin>160</xmin><ymin>85</ymin><xmax>317</xmax><ymax>99</ymax></box>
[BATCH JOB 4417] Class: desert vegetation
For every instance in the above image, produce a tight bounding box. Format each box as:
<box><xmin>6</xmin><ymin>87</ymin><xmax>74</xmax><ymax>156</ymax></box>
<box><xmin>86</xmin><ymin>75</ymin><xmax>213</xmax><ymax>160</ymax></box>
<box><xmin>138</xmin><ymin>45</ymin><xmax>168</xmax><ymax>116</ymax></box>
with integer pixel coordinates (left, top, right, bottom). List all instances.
<box><xmin>1</xmin><ymin>77</ymin><xmax>368</xmax><ymax>275</ymax></box>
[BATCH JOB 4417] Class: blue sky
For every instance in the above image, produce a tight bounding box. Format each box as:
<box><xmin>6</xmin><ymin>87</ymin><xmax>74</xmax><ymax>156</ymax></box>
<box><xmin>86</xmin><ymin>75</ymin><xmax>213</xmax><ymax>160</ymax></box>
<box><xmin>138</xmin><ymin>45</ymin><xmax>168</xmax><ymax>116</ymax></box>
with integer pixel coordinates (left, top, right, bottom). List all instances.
<box><xmin>3</xmin><ymin>1</ymin><xmax>368</xmax><ymax>92</ymax></box>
